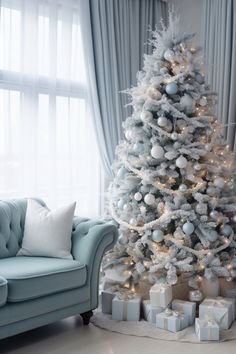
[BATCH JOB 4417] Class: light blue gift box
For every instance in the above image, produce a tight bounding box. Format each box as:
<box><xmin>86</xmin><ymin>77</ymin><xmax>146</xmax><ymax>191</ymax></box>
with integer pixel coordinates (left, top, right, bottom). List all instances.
<box><xmin>172</xmin><ymin>299</ymin><xmax>196</xmax><ymax>325</ymax></box>
<box><xmin>101</xmin><ymin>289</ymin><xmax>117</xmax><ymax>314</ymax></box>
<box><xmin>195</xmin><ymin>318</ymin><xmax>219</xmax><ymax>341</ymax></box>
<box><xmin>142</xmin><ymin>300</ymin><xmax>164</xmax><ymax>323</ymax></box>
<box><xmin>156</xmin><ymin>309</ymin><xmax>189</xmax><ymax>332</ymax></box>
<box><xmin>112</xmin><ymin>296</ymin><xmax>141</xmax><ymax>321</ymax></box>
<box><xmin>199</xmin><ymin>297</ymin><xmax>233</xmax><ymax>329</ymax></box>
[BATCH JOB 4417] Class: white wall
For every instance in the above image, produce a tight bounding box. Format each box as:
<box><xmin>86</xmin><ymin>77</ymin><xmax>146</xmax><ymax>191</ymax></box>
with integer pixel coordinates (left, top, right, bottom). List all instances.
<box><xmin>167</xmin><ymin>0</ymin><xmax>205</xmax><ymax>45</ymax></box>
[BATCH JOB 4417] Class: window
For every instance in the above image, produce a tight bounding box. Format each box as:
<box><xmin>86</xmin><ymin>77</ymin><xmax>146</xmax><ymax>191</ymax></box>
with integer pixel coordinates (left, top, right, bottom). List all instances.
<box><xmin>0</xmin><ymin>0</ymin><xmax>101</xmax><ymax>217</ymax></box>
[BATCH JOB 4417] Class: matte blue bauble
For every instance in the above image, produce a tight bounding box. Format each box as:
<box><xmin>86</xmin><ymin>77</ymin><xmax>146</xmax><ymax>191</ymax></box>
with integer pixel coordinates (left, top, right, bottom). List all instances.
<box><xmin>117</xmin><ymin>166</ymin><xmax>127</xmax><ymax>179</ymax></box>
<box><xmin>165</xmin><ymin>82</ymin><xmax>178</xmax><ymax>95</ymax></box>
<box><xmin>195</xmin><ymin>73</ymin><xmax>204</xmax><ymax>84</ymax></box>
<box><xmin>222</xmin><ymin>224</ymin><xmax>233</xmax><ymax>236</ymax></box>
<box><xmin>182</xmin><ymin>222</ymin><xmax>194</xmax><ymax>235</ymax></box>
<box><xmin>133</xmin><ymin>142</ymin><xmax>145</xmax><ymax>154</ymax></box>
<box><xmin>152</xmin><ymin>229</ymin><xmax>164</xmax><ymax>242</ymax></box>
<box><xmin>117</xmin><ymin>199</ymin><xmax>125</xmax><ymax>209</ymax></box>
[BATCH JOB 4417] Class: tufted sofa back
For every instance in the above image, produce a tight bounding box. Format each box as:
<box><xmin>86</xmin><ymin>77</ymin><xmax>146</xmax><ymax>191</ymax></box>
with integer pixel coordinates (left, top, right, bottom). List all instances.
<box><xmin>0</xmin><ymin>198</ymin><xmax>45</xmax><ymax>259</ymax></box>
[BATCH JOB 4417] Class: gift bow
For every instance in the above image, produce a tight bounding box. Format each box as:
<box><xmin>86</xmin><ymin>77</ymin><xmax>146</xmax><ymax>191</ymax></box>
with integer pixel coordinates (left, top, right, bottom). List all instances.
<box><xmin>117</xmin><ymin>291</ymin><xmax>136</xmax><ymax>301</ymax></box>
<box><xmin>164</xmin><ymin>308</ymin><xmax>184</xmax><ymax>318</ymax></box>
<box><xmin>152</xmin><ymin>283</ymin><xmax>170</xmax><ymax>293</ymax></box>
<box><xmin>201</xmin><ymin>316</ymin><xmax>218</xmax><ymax>327</ymax></box>
<box><xmin>204</xmin><ymin>297</ymin><xmax>228</xmax><ymax>308</ymax></box>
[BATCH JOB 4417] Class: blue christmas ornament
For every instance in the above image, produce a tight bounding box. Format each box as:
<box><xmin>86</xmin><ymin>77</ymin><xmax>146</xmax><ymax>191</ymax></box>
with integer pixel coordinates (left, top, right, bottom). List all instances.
<box><xmin>195</xmin><ymin>73</ymin><xmax>204</xmax><ymax>84</ymax></box>
<box><xmin>222</xmin><ymin>224</ymin><xmax>233</xmax><ymax>236</ymax></box>
<box><xmin>165</xmin><ymin>82</ymin><xmax>178</xmax><ymax>95</ymax></box>
<box><xmin>117</xmin><ymin>166</ymin><xmax>127</xmax><ymax>179</ymax></box>
<box><xmin>133</xmin><ymin>142</ymin><xmax>145</xmax><ymax>154</ymax></box>
<box><xmin>152</xmin><ymin>229</ymin><xmax>164</xmax><ymax>242</ymax></box>
<box><xmin>182</xmin><ymin>222</ymin><xmax>194</xmax><ymax>235</ymax></box>
<box><xmin>117</xmin><ymin>198</ymin><xmax>125</xmax><ymax>209</ymax></box>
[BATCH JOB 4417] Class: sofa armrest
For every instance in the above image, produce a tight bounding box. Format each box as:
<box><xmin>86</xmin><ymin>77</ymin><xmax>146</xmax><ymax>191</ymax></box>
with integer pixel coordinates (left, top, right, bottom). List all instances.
<box><xmin>71</xmin><ymin>217</ymin><xmax>118</xmax><ymax>309</ymax></box>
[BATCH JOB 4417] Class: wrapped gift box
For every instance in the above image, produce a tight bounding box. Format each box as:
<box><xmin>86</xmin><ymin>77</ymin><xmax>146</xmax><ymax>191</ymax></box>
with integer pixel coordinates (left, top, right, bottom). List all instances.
<box><xmin>195</xmin><ymin>318</ymin><xmax>219</xmax><ymax>341</ymax></box>
<box><xmin>142</xmin><ymin>300</ymin><xmax>164</xmax><ymax>323</ymax></box>
<box><xmin>112</xmin><ymin>296</ymin><xmax>141</xmax><ymax>321</ymax></box>
<box><xmin>172</xmin><ymin>299</ymin><xmax>196</xmax><ymax>325</ymax></box>
<box><xmin>101</xmin><ymin>289</ymin><xmax>117</xmax><ymax>314</ymax></box>
<box><xmin>199</xmin><ymin>297</ymin><xmax>234</xmax><ymax>329</ymax></box>
<box><xmin>225</xmin><ymin>290</ymin><xmax>236</xmax><ymax>319</ymax></box>
<box><xmin>156</xmin><ymin>308</ymin><xmax>189</xmax><ymax>332</ymax></box>
<box><xmin>150</xmin><ymin>283</ymin><xmax>172</xmax><ymax>308</ymax></box>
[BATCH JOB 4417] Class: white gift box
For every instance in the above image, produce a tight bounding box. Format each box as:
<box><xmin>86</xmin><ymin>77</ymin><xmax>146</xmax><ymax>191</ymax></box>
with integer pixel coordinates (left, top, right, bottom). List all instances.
<box><xmin>142</xmin><ymin>300</ymin><xmax>164</xmax><ymax>323</ymax></box>
<box><xmin>150</xmin><ymin>283</ymin><xmax>172</xmax><ymax>308</ymax></box>
<box><xmin>112</xmin><ymin>296</ymin><xmax>141</xmax><ymax>321</ymax></box>
<box><xmin>172</xmin><ymin>299</ymin><xmax>196</xmax><ymax>325</ymax></box>
<box><xmin>225</xmin><ymin>289</ymin><xmax>236</xmax><ymax>319</ymax></box>
<box><xmin>156</xmin><ymin>308</ymin><xmax>189</xmax><ymax>332</ymax></box>
<box><xmin>101</xmin><ymin>289</ymin><xmax>117</xmax><ymax>314</ymax></box>
<box><xmin>199</xmin><ymin>297</ymin><xmax>234</xmax><ymax>329</ymax></box>
<box><xmin>195</xmin><ymin>318</ymin><xmax>219</xmax><ymax>341</ymax></box>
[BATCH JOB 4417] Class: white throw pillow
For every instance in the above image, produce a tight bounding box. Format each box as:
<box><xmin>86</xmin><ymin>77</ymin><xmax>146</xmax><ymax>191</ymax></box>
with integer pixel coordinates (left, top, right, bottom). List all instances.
<box><xmin>17</xmin><ymin>199</ymin><xmax>76</xmax><ymax>259</ymax></box>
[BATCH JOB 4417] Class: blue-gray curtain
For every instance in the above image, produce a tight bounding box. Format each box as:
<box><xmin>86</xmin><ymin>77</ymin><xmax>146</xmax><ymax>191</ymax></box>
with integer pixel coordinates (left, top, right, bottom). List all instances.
<box><xmin>203</xmin><ymin>0</ymin><xmax>236</xmax><ymax>150</ymax></box>
<box><xmin>86</xmin><ymin>0</ymin><xmax>167</xmax><ymax>180</ymax></box>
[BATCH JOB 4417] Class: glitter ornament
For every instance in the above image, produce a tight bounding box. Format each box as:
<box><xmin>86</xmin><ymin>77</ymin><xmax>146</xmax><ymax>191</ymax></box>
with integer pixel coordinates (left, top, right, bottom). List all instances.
<box><xmin>140</xmin><ymin>110</ymin><xmax>153</xmax><ymax>122</ymax></box>
<box><xmin>144</xmin><ymin>193</ymin><xmax>156</xmax><ymax>206</ymax></box>
<box><xmin>157</xmin><ymin>116</ymin><xmax>168</xmax><ymax>127</ymax></box>
<box><xmin>129</xmin><ymin>218</ymin><xmax>137</xmax><ymax>226</ymax></box>
<box><xmin>213</xmin><ymin>177</ymin><xmax>225</xmax><ymax>189</ymax></box>
<box><xmin>222</xmin><ymin>224</ymin><xmax>232</xmax><ymax>236</ymax></box>
<box><xmin>166</xmin><ymin>273</ymin><xmax>178</xmax><ymax>285</ymax></box>
<box><xmin>152</xmin><ymin>229</ymin><xmax>164</xmax><ymax>242</ymax></box>
<box><xmin>165</xmin><ymin>82</ymin><xmax>178</xmax><ymax>95</ymax></box>
<box><xmin>195</xmin><ymin>73</ymin><xmax>204</xmax><ymax>84</ymax></box>
<box><xmin>205</xmin><ymin>144</ymin><xmax>211</xmax><ymax>151</ymax></box>
<box><xmin>182</xmin><ymin>222</ymin><xmax>194</xmax><ymax>235</ymax></box>
<box><xmin>210</xmin><ymin>210</ymin><xmax>219</xmax><ymax>219</ymax></box>
<box><xmin>189</xmin><ymin>289</ymin><xmax>203</xmax><ymax>302</ymax></box>
<box><xmin>134</xmin><ymin>192</ymin><xmax>142</xmax><ymax>201</ymax></box>
<box><xmin>151</xmin><ymin>145</ymin><xmax>164</xmax><ymax>159</ymax></box>
<box><xmin>176</xmin><ymin>155</ymin><xmax>188</xmax><ymax>168</ymax></box>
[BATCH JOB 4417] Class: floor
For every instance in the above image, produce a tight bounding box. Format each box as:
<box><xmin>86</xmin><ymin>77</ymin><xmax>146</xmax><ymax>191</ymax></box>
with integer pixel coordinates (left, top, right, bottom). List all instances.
<box><xmin>1</xmin><ymin>316</ymin><xmax>236</xmax><ymax>354</ymax></box>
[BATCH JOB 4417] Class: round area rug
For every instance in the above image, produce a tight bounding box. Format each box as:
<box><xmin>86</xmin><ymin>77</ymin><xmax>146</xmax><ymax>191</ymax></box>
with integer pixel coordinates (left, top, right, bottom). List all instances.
<box><xmin>91</xmin><ymin>310</ymin><xmax>236</xmax><ymax>343</ymax></box>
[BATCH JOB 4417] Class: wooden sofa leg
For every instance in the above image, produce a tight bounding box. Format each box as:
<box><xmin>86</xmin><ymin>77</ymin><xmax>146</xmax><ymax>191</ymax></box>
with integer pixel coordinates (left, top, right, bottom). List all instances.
<box><xmin>81</xmin><ymin>310</ymin><xmax>93</xmax><ymax>325</ymax></box>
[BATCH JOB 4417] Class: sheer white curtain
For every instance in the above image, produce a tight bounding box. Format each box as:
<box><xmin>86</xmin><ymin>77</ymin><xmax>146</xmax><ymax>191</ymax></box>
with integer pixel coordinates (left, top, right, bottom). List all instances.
<box><xmin>0</xmin><ymin>0</ymin><xmax>101</xmax><ymax>217</ymax></box>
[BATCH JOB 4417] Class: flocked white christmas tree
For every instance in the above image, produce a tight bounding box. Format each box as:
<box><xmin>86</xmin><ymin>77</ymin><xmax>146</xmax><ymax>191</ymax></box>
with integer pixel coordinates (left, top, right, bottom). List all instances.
<box><xmin>102</xmin><ymin>11</ymin><xmax>236</xmax><ymax>294</ymax></box>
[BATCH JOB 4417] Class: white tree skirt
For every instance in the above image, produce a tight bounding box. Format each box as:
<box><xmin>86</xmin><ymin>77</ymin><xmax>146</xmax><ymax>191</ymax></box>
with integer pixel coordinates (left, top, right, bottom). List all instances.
<box><xmin>91</xmin><ymin>310</ymin><xmax>236</xmax><ymax>343</ymax></box>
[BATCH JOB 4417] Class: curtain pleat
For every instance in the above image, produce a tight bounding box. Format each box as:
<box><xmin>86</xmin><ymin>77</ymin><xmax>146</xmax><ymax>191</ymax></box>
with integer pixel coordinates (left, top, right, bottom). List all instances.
<box><xmin>203</xmin><ymin>0</ymin><xmax>236</xmax><ymax>151</ymax></box>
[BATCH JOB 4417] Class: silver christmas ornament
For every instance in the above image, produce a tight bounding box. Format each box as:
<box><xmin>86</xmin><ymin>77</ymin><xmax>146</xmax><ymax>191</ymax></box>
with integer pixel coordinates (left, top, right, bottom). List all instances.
<box><xmin>157</xmin><ymin>116</ymin><xmax>168</xmax><ymax>127</ymax></box>
<box><xmin>144</xmin><ymin>193</ymin><xmax>156</xmax><ymax>206</ymax></box>
<box><xmin>176</xmin><ymin>155</ymin><xmax>188</xmax><ymax>169</ymax></box>
<box><xmin>205</xmin><ymin>144</ymin><xmax>212</xmax><ymax>151</ymax></box>
<box><xmin>194</xmin><ymin>163</ymin><xmax>202</xmax><ymax>171</ymax></box>
<box><xmin>123</xmin><ymin>203</ymin><xmax>133</xmax><ymax>212</ymax></box>
<box><xmin>151</xmin><ymin>145</ymin><xmax>164</xmax><ymax>159</ymax></box>
<box><xmin>210</xmin><ymin>210</ymin><xmax>219</xmax><ymax>219</ymax></box>
<box><xmin>189</xmin><ymin>289</ymin><xmax>203</xmax><ymax>302</ymax></box>
<box><xmin>199</xmin><ymin>96</ymin><xmax>207</xmax><ymax>106</ymax></box>
<box><xmin>164</xmin><ymin>49</ymin><xmax>175</xmax><ymax>61</ymax></box>
<box><xmin>140</xmin><ymin>110</ymin><xmax>153</xmax><ymax>122</ymax></box>
<box><xmin>179</xmin><ymin>184</ymin><xmax>187</xmax><ymax>192</ymax></box>
<box><xmin>222</xmin><ymin>224</ymin><xmax>232</xmax><ymax>236</ymax></box>
<box><xmin>207</xmin><ymin>230</ymin><xmax>218</xmax><ymax>242</ymax></box>
<box><xmin>134</xmin><ymin>192</ymin><xmax>142</xmax><ymax>201</ymax></box>
<box><xmin>129</xmin><ymin>218</ymin><xmax>137</xmax><ymax>226</ymax></box>
<box><xmin>117</xmin><ymin>166</ymin><xmax>127</xmax><ymax>179</ymax></box>
<box><xmin>171</xmin><ymin>132</ymin><xmax>178</xmax><ymax>140</ymax></box>
<box><xmin>213</xmin><ymin>177</ymin><xmax>225</xmax><ymax>189</ymax></box>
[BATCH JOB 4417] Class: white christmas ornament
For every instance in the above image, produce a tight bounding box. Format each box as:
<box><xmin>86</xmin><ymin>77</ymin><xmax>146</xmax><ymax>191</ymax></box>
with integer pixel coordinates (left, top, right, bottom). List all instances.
<box><xmin>176</xmin><ymin>155</ymin><xmax>188</xmax><ymax>169</ymax></box>
<box><xmin>171</xmin><ymin>132</ymin><xmax>178</xmax><ymax>140</ymax></box>
<box><xmin>125</xmin><ymin>130</ymin><xmax>132</xmax><ymax>140</ymax></box>
<box><xmin>214</xmin><ymin>177</ymin><xmax>225</xmax><ymax>189</ymax></box>
<box><xmin>182</xmin><ymin>222</ymin><xmax>194</xmax><ymax>235</ymax></box>
<box><xmin>140</xmin><ymin>110</ymin><xmax>153</xmax><ymax>122</ymax></box>
<box><xmin>134</xmin><ymin>192</ymin><xmax>142</xmax><ymax>201</ymax></box>
<box><xmin>207</xmin><ymin>230</ymin><xmax>218</xmax><ymax>242</ymax></box>
<box><xmin>144</xmin><ymin>193</ymin><xmax>156</xmax><ymax>206</ymax></box>
<box><xmin>194</xmin><ymin>163</ymin><xmax>202</xmax><ymax>171</ymax></box>
<box><xmin>179</xmin><ymin>184</ymin><xmax>187</xmax><ymax>192</ymax></box>
<box><xmin>151</xmin><ymin>145</ymin><xmax>164</xmax><ymax>159</ymax></box>
<box><xmin>148</xmin><ymin>86</ymin><xmax>162</xmax><ymax>100</ymax></box>
<box><xmin>199</xmin><ymin>97</ymin><xmax>207</xmax><ymax>106</ymax></box>
<box><xmin>157</xmin><ymin>116</ymin><xmax>168</xmax><ymax>127</ymax></box>
<box><xmin>164</xmin><ymin>49</ymin><xmax>175</xmax><ymax>61</ymax></box>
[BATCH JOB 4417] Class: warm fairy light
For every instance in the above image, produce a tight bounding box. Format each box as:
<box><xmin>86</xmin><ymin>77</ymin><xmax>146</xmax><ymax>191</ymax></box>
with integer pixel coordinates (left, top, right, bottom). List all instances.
<box><xmin>227</xmin><ymin>264</ymin><xmax>233</xmax><ymax>271</ymax></box>
<box><xmin>197</xmin><ymin>275</ymin><xmax>203</xmax><ymax>282</ymax></box>
<box><xmin>199</xmin><ymin>264</ymin><xmax>205</xmax><ymax>270</ymax></box>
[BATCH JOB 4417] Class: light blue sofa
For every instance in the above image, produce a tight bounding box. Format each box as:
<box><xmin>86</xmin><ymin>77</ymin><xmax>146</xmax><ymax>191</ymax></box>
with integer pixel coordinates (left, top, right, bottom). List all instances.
<box><xmin>0</xmin><ymin>199</ymin><xmax>118</xmax><ymax>340</ymax></box>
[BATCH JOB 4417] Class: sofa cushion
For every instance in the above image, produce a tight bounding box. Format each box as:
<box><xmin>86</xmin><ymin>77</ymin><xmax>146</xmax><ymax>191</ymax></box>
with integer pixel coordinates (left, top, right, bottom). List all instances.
<box><xmin>0</xmin><ymin>256</ymin><xmax>87</xmax><ymax>302</ymax></box>
<box><xmin>0</xmin><ymin>276</ymin><xmax>8</xmax><ymax>307</ymax></box>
